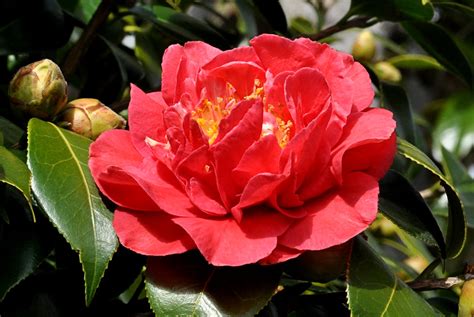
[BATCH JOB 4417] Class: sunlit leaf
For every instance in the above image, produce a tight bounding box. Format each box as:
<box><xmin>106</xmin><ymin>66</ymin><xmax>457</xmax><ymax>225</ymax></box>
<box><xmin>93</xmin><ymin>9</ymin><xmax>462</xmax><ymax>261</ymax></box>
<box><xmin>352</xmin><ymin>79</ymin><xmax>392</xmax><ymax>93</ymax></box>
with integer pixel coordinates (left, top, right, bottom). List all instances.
<box><xmin>387</xmin><ymin>54</ymin><xmax>444</xmax><ymax>70</ymax></box>
<box><xmin>348</xmin><ymin>0</ymin><xmax>434</xmax><ymax>21</ymax></box>
<box><xmin>27</xmin><ymin>118</ymin><xmax>118</xmax><ymax>305</ymax></box>
<box><xmin>347</xmin><ymin>236</ymin><xmax>442</xmax><ymax>316</ymax></box>
<box><xmin>397</xmin><ymin>138</ymin><xmax>467</xmax><ymax>258</ymax></box>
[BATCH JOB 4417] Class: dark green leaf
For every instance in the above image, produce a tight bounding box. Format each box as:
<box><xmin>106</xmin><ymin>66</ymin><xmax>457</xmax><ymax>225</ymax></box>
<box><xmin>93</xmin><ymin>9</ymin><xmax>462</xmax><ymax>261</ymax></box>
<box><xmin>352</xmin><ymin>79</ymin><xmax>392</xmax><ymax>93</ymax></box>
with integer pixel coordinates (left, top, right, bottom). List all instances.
<box><xmin>441</xmin><ymin>147</ymin><xmax>474</xmax><ymax>227</ymax></box>
<box><xmin>27</xmin><ymin>118</ymin><xmax>118</xmax><ymax>305</ymax></box>
<box><xmin>0</xmin><ymin>146</ymin><xmax>34</xmax><ymax>220</ymax></box>
<box><xmin>0</xmin><ymin>116</ymin><xmax>23</xmax><ymax>147</ymax></box>
<box><xmin>235</xmin><ymin>0</ymin><xmax>259</xmax><ymax>38</ymax></box>
<box><xmin>397</xmin><ymin>138</ymin><xmax>467</xmax><ymax>258</ymax></box>
<box><xmin>432</xmin><ymin>92</ymin><xmax>474</xmax><ymax>160</ymax></box>
<box><xmin>0</xmin><ymin>222</ymin><xmax>53</xmax><ymax>300</ymax></box>
<box><xmin>433</xmin><ymin>1</ymin><xmax>474</xmax><ymax>18</ymax></box>
<box><xmin>252</xmin><ymin>0</ymin><xmax>287</xmax><ymax>34</ymax></box>
<box><xmin>348</xmin><ymin>0</ymin><xmax>434</xmax><ymax>21</ymax></box>
<box><xmin>134</xmin><ymin>28</ymin><xmax>166</xmax><ymax>88</ymax></box>
<box><xmin>347</xmin><ymin>236</ymin><xmax>441</xmax><ymax>316</ymax></box>
<box><xmin>0</xmin><ymin>0</ymin><xmax>73</xmax><ymax>55</ymax></box>
<box><xmin>402</xmin><ymin>22</ymin><xmax>473</xmax><ymax>86</ymax></box>
<box><xmin>379</xmin><ymin>170</ymin><xmax>446</xmax><ymax>257</ymax></box>
<box><xmin>380</xmin><ymin>83</ymin><xmax>416</xmax><ymax>145</ymax></box>
<box><xmin>145</xmin><ymin>251</ymin><xmax>281</xmax><ymax>316</ymax></box>
<box><xmin>387</xmin><ymin>54</ymin><xmax>445</xmax><ymax>70</ymax></box>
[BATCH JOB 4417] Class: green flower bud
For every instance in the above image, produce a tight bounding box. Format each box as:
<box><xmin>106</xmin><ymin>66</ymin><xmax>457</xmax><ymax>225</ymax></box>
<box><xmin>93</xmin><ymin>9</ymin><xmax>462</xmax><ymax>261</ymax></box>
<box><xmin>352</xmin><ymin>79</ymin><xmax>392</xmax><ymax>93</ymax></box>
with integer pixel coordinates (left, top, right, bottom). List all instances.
<box><xmin>352</xmin><ymin>30</ymin><xmax>376</xmax><ymax>62</ymax></box>
<box><xmin>459</xmin><ymin>279</ymin><xmax>474</xmax><ymax>317</ymax></box>
<box><xmin>8</xmin><ymin>59</ymin><xmax>68</xmax><ymax>120</ymax></box>
<box><xmin>57</xmin><ymin>98</ymin><xmax>126</xmax><ymax>140</ymax></box>
<box><xmin>374</xmin><ymin>61</ymin><xmax>402</xmax><ymax>83</ymax></box>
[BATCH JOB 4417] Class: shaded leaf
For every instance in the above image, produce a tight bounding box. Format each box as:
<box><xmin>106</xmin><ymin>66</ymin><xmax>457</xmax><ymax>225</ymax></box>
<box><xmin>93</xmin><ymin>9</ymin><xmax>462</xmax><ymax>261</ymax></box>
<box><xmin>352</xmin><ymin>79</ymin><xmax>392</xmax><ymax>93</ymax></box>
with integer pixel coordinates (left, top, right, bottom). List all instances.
<box><xmin>0</xmin><ymin>146</ymin><xmax>34</xmax><ymax>220</ymax></box>
<box><xmin>402</xmin><ymin>22</ymin><xmax>473</xmax><ymax>86</ymax></box>
<box><xmin>0</xmin><ymin>116</ymin><xmax>23</xmax><ymax>147</ymax></box>
<box><xmin>379</xmin><ymin>170</ymin><xmax>446</xmax><ymax>257</ymax></box>
<box><xmin>387</xmin><ymin>54</ymin><xmax>444</xmax><ymax>70</ymax></box>
<box><xmin>441</xmin><ymin>147</ymin><xmax>474</xmax><ymax>227</ymax></box>
<box><xmin>433</xmin><ymin>1</ymin><xmax>474</xmax><ymax>18</ymax></box>
<box><xmin>380</xmin><ymin>83</ymin><xmax>416</xmax><ymax>145</ymax></box>
<box><xmin>145</xmin><ymin>251</ymin><xmax>281</xmax><ymax>316</ymax></box>
<box><xmin>252</xmin><ymin>0</ymin><xmax>287</xmax><ymax>34</ymax></box>
<box><xmin>348</xmin><ymin>0</ymin><xmax>434</xmax><ymax>21</ymax></box>
<box><xmin>347</xmin><ymin>236</ymin><xmax>441</xmax><ymax>316</ymax></box>
<box><xmin>0</xmin><ymin>222</ymin><xmax>54</xmax><ymax>300</ymax></box>
<box><xmin>27</xmin><ymin>118</ymin><xmax>118</xmax><ymax>305</ymax></box>
<box><xmin>397</xmin><ymin>138</ymin><xmax>467</xmax><ymax>258</ymax></box>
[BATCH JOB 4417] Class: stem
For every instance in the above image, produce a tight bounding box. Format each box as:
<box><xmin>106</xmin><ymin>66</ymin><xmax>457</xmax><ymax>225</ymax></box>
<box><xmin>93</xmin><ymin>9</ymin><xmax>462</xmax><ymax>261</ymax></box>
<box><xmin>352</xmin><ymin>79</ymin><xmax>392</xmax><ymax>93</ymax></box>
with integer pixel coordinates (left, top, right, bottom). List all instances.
<box><xmin>310</xmin><ymin>16</ymin><xmax>377</xmax><ymax>41</ymax></box>
<box><xmin>62</xmin><ymin>0</ymin><xmax>115</xmax><ymax>78</ymax></box>
<box><xmin>408</xmin><ymin>274</ymin><xmax>474</xmax><ymax>291</ymax></box>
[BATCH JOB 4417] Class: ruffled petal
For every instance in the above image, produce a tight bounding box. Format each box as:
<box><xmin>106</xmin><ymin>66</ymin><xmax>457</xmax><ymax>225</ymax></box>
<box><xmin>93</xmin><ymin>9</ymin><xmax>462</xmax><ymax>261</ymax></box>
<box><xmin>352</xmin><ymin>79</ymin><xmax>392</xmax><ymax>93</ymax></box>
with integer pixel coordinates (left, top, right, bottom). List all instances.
<box><xmin>331</xmin><ymin>108</ymin><xmax>396</xmax><ymax>182</ymax></box>
<box><xmin>89</xmin><ymin>130</ymin><xmax>157</xmax><ymax>211</ymax></box>
<box><xmin>114</xmin><ymin>208</ymin><xmax>195</xmax><ymax>256</ymax></box>
<box><xmin>173</xmin><ymin>208</ymin><xmax>291</xmax><ymax>266</ymax></box>
<box><xmin>347</xmin><ymin>62</ymin><xmax>374</xmax><ymax>111</ymax></box>
<box><xmin>128</xmin><ymin>84</ymin><xmax>167</xmax><ymax>156</ymax></box>
<box><xmin>279</xmin><ymin>172</ymin><xmax>379</xmax><ymax>250</ymax></box>
<box><xmin>250</xmin><ymin>34</ymin><xmax>316</xmax><ymax>75</ymax></box>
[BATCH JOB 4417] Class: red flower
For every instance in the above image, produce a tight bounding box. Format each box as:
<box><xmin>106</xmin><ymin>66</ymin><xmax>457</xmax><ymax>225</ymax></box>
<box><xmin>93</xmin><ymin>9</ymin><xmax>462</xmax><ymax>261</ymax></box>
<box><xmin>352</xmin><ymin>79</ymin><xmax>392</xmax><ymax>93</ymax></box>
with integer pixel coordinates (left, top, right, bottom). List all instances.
<box><xmin>89</xmin><ymin>34</ymin><xmax>396</xmax><ymax>266</ymax></box>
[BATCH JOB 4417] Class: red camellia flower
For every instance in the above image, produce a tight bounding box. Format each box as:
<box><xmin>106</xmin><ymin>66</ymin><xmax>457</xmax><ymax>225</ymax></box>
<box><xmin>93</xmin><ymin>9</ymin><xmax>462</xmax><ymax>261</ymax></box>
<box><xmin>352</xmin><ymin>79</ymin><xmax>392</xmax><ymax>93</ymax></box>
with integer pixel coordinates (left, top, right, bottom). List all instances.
<box><xmin>89</xmin><ymin>34</ymin><xmax>396</xmax><ymax>266</ymax></box>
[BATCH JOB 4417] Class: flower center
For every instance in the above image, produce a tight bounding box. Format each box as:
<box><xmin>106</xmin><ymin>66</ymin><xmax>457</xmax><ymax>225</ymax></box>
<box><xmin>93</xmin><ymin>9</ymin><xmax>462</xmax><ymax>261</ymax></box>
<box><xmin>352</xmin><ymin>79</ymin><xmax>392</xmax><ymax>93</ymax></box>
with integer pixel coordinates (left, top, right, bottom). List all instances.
<box><xmin>192</xmin><ymin>79</ymin><xmax>293</xmax><ymax>147</ymax></box>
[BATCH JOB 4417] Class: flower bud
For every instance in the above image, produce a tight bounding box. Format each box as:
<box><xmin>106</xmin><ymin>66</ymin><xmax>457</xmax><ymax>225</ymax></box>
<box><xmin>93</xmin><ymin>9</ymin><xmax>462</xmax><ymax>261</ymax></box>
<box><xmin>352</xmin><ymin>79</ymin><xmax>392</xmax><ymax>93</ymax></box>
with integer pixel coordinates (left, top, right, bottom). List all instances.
<box><xmin>374</xmin><ymin>61</ymin><xmax>402</xmax><ymax>83</ymax></box>
<box><xmin>57</xmin><ymin>98</ymin><xmax>126</xmax><ymax>140</ymax></box>
<box><xmin>459</xmin><ymin>279</ymin><xmax>474</xmax><ymax>317</ymax></box>
<box><xmin>352</xmin><ymin>30</ymin><xmax>376</xmax><ymax>62</ymax></box>
<box><xmin>8</xmin><ymin>59</ymin><xmax>68</xmax><ymax>120</ymax></box>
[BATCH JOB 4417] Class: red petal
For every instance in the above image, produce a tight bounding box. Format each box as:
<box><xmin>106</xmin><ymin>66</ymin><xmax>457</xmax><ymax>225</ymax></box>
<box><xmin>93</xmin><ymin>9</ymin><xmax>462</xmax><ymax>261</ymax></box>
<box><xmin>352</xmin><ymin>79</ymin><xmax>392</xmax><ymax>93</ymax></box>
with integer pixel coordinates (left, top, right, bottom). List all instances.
<box><xmin>89</xmin><ymin>130</ymin><xmax>158</xmax><ymax>211</ymax></box>
<box><xmin>347</xmin><ymin>62</ymin><xmax>374</xmax><ymax>111</ymax></box>
<box><xmin>114</xmin><ymin>208</ymin><xmax>195</xmax><ymax>256</ymax></box>
<box><xmin>161</xmin><ymin>42</ymin><xmax>221</xmax><ymax>105</ymax></box>
<box><xmin>250</xmin><ymin>34</ymin><xmax>316</xmax><ymax>75</ymax></box>
<box><xmin>128</xmin><ymin>84</ymin><xmax>167</xmax><ymax>156</ymax></box>
<box><xmin>173</xmin><ymin>209</ymin><xmax>291</xmax><ymax>266</ymax></box>
<box><xmin>212</xmin><ymin>101</ymin><xmax>263</xmax><ymax>207</ymax></box>
<box><xmin>279</xmin><ymin>172</ymin><xmax>379</xmax><ymax>250</ymax></box>
<box><xmin>259</xmin><ymin>245</ymin><xmax>302</xmax><ymax>265</ymax></box>
<box><xmin>284</xmin><ymin>67</ymin><xmax>331</xmax><ymax>129</ymax></box>
<box><xmin>203</xmin><ymin>46</ymin><xmax>261</xmax><ymax>70</ymax></box>
<box><xmin>331</xmin><ymin>108</ymin><xmax>396</xmax><ymax>182</ymax></box>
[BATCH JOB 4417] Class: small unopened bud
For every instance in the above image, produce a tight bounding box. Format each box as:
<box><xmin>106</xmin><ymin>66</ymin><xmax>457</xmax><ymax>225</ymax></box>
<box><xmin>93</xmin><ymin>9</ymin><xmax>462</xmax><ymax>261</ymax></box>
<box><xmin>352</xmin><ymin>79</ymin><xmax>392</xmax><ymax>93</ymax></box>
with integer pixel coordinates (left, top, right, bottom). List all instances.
<box><xmin>374</xmin><ymin>61</ymin><xmax>402</xmax><ymax>83</ymax></box>
<box><xmin>57</xmin><ymin>98</ymin><xmax>126</xmax><ymax>140</ymax></box>
<box><xmin>459</xmin><ymin>279</ymin><xmax>474</xmax><ymax>317</ymax></box>
<box><xmin>9</xmin><ymin>59</ymin><xmax>68</xmax><ymax>120</ymax></box>
<box><xmin>352</xmin><ymin>30</ymin><xmax>376</xmax><ymax>62</ymax></box>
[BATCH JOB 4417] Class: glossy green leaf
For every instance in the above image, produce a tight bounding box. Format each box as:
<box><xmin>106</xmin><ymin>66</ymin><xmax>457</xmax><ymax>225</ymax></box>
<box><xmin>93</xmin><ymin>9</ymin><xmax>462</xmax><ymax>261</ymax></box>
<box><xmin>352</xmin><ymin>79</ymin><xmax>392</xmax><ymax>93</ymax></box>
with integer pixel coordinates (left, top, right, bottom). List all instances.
<box><xmin>348</xmin><ymin>0</ymin><xmax>434</xmax><ymax>21</ymax></box>
<box><xmin>134</xmin><ymin>27</ymin><xmax>165</xmax><ymax>88</ymax></box>
<box><xmin>432</xmin><ymin>92</ymin><xmax>474</xmax><ymax>160</ymax></box>
<box><xmin>27</xmin><ymin>118</ymin><xmax>118</xmax><ymax>305</ymax></box>
<box><xmin>0</xmin><ymin>146</ymin><xmax>34</xmax><ymax>220</ymax></box>
<box><xmin>402</xmin><ymin>22</ymin><xmax>473</xmax><ymax>86</ymax></box>
<box><xmin>379</xmin><ymin>170</ymin><xmax>446</xmax><ymax>257</ymax></box>
<box><xmin>0</xmin><ymin>116</ymin><xmax>23</xmax><ymax>147</ymax></box>
<box><xmin>387</xmin><ymin>54</ymin><xmax>444</xmax><ymax>70</ymax></box>
<box><xmin>397</xmin><ymin>138</ymin><xmax>467</xmax><ymax>258</ymax></box>
<box><xmin>441</xmin><ymin>147</ymin><xmax>474</xmax><ymax>227</ymax></box>
<box><xmin>145</xmin><ymin>251</ymin><xmax>281</xmax><ymax>316</ymax></box>
<box><xmin>347</xmin><ymin>236</ymin><xmax>441</xmax><ymax>316</ymax></box>
<box><xmin>380</xmin><ymin>83</ymin><xmax>416</xmax><ymax>145</ymax></box>
<box><xmin>0</xmin><ymin>222</ymin><xmax>53</xmax><ymax>300</ymax></box>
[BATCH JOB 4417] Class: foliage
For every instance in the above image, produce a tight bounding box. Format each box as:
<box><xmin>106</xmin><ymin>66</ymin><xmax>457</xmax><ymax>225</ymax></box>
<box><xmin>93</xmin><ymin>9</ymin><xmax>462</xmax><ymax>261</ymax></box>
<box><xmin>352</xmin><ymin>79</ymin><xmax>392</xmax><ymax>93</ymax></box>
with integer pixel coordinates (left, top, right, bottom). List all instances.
<box><xmin>0</xmin><ymin>0</ymin><xmax>473</xmax><ymax>316</ymax></box>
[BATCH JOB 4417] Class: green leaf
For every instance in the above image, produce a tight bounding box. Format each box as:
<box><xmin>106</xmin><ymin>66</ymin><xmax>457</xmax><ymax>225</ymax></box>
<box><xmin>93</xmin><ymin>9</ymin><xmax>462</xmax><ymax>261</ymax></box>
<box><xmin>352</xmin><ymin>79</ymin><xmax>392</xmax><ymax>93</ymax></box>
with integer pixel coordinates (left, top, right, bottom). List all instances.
<box><xmin>0</xmin><ymin>116</ymin><xmax>23</xmax><ymax>147</ymax></box>
<box><xmin>347</xmin><ymin>236</ymin><xmax>442</xmax><ymax>316</ymax></box>
<box><xmin>145</xmin><ymin>251</ymin><xmax>281</xmax><ymax>316</ymax></box>
<box><xmin>348</xmin><ymin>0</ymin><xmax>434</xmax><ymax>21</ymax></box>
<box><xmin>402</xmin><ymin>22</ymin><xmax>473</xmax><ymax>86</ymax></box>
<box><xmin>432</xmin><ymin>92</ymin><xmax>474</xmax><ymax>160</ymax></box>
<box><xmin>387</xmin><ymin>54</ymin><xmax>445</xmax><ymax>70</ymax></box>
<box><xmin>0</xmin><ymin>146</ymin><xmax>34</xmax><ymax>221</ymax></box>
<box><xmin>397</xmin><ymin>138</ymin><xmax>467</xmax><ymax>258</ymax></box>
<box><xmin>0</xmin><ymin>222</ymin><xmax>53</xmax><ymax>300</ymax></box>
<box><xmin>380</xmin><ymin>83</ymin><xmax>416</xmax><ymax>145</ymax></box>
<box><xmin>27</xmin><ymin>118</ymin><xmax>118</xmax><ymax>305</ymax></box>
<box><xmin>379</xmin><ymin>170</ymin><xmax>446</xmax><ymax>257</ymax></box>
<box><xmin>433</xmin><ymin>1</ymin><xmax>474</xmax><ymax>18</ymax></box>
<box><xmin>441</xmin><ymin>147</ymin><xmax>474</xmax><ymax>227</ymax></box>
<box><xmin>134</xmin><ymin>27</ymin><xmax>166</xmax><ymax>88</ymax></box>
